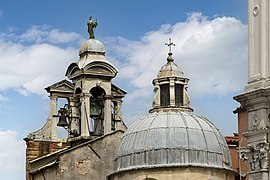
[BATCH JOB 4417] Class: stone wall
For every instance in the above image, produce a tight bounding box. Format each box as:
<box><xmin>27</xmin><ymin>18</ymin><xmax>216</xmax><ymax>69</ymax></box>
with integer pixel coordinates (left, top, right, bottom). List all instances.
<box><xmin>30</xmin><ymin>130</ymin><xmax>124</xmax><ymax>180</ymax></box>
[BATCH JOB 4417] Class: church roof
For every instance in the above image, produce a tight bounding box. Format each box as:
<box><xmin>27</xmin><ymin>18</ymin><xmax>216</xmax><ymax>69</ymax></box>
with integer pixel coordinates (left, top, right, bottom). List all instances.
<box><xmin>114</xmin><ymin>110</ymin><xmax>232</xmax><ymax>173</ymax></box>
<box><xmin>157</xmin><ymin>53</ymin><xmax>184</xmax><ymax>79</ymax></box>
<box><xmin>113</xmin><ymin>39</ymin><xmax>232</xmax><ymax>175</ymax></box>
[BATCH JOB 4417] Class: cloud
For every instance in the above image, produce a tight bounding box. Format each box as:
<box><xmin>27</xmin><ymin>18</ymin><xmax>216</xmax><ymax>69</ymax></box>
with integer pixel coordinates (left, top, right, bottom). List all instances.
<box><xmin>19</xmin><ymin>25</ymin><xmax>84</xmax><ymax>45</ymax></box>
<box><xmin>0</xmin><ymin>13</ymin><xmax>247</xmax><ymax>131</ymax></box>
<box><xmin>107</xmin><ymin>13</ymin><xmax>248</xmax><ymax>100</ymax></box>
<box><xmin>0</xmin><ymin>130</ymin><xmax>25</xmax><ymax>177</ymax></box>
<box><xmin>0</xmin><ymin>13</ymin><xmax>247</xmax><ymax>101</ymax></box>
<box><xmin>0</xmin><ymin>27</ymin><xmax>80</xmax><ymax>96</ymax></box>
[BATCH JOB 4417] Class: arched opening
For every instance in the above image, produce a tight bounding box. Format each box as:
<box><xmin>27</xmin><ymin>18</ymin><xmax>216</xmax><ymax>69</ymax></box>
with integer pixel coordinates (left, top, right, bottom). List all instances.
<box><xmin>160</xmin><ymin>83</ymin><xmax>170</xmax><ymax>106</ymax></box>
<box><xmin>75</xmin><ymin>87</ymin><xmax>82</xmax><ymax>94</ymax></box>
<box><xmin>175</xmin><ymin>84</ymin><xmax>183</xmax><ymax>107</ymax></box>
<box><xmin>56</xmin><ymin>98</ymin><xmax>69</xmax><ymax>139</ymax></box>
<box><xmin>90</xmin><ymin>86</ymin><xmax>106</xmax><ymax>135</ymax></box>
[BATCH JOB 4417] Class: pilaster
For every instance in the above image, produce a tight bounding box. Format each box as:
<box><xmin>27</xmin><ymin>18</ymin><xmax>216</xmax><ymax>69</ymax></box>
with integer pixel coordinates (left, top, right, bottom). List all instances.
<box><xmin>104</xmin><ymin>95</ymin><xmax>112</xmax><ymax>134</ymax></box>
<box><xmin>169</xmin><ymin>78</ymin><xmax>175</xmax><ymax>107</ymax></box>
<box><xmin>49</xmin><ymin>95</ymin><xmax>58</xmax><ymax>140</ymax></box>
<box><xmin>246</xmin><ymin>0</ymin><xmax>270</xmax><ymax>91</ymax></box>
<box><xmin>80</xmin><ymin>93</ymin><xmax>91</xmax><ymax>137</ymax></box>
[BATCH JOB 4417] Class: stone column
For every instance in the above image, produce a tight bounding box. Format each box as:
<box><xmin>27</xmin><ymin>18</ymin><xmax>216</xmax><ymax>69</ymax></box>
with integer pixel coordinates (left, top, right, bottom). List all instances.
<box><xmin>183</xmin><ymin>85</ymin><xmax>190</xmax><ymax>107</ymax></box>
<box><xmin>115</xmin><ymin>100</ymin><xmax>122</xmax><ymax>121</ymax></box>
<box><xmin>80</xmin><ymin>93</ymin><xmax>91</xmax><ymax>137</ymax></box>
<box><xmin>114</xmin><ymin>100</ymin><xmax>122</xmax><ymax>131</ymax></box>
<box><xmin>69</xmin><ymin>96</ymin><xmax>80</xmax><ymax>137</ymax></box>
<box><xmin>169</xmin><ymin>78</ymin><xmax>175</xmax><ymax>107</ymax></box>
<box><xmin>104</xmin><ymin>95</ymin><xmax>112</xmax><ymax>134</ymax></box>
<box><xmin>49</xmin><ymin>95</ymin><xmax>58</xmax><ymax>140</ymax></box>
<box><xmin>152</xmin><ymin>80</ymin><xmax>160</xmax><ymax>109</ymax></box>
<box><xmin>246</xmin><ymin>0</ymin><xmax>270</xmax><ymax>91</ymax></box>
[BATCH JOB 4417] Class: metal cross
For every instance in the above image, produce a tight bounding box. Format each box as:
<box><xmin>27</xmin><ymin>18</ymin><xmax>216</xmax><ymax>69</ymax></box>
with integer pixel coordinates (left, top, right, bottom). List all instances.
<box><xmin>165</xmin><ymin>38</ymin><xmax>175</xmax><ymax>54</ymax></box>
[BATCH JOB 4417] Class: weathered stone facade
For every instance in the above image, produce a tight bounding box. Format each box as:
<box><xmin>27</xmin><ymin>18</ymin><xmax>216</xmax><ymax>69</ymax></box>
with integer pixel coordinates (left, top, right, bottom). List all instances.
<box><xmin>25</xmin><ymin>140</ymin><xmax>68</xmax><ymax>180</ymax></box>
<box><xmin>29</xmin><ymin>131</ymin><xmax>124</xmax><ymax>180</ymax></box>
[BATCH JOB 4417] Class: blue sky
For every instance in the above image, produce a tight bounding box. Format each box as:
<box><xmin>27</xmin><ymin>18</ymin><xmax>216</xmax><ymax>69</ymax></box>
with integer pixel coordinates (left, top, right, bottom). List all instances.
<box><xmin>0</xmin><ymin>1</ymin><xmax>247</xmax><ymax>179</ymax></box>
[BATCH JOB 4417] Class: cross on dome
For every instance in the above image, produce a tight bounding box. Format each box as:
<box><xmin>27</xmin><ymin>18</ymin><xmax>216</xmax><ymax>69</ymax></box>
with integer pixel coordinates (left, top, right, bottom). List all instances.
<box><xmin>165</xmin><ymin>38</ymin><xmax>175</xmax><ymax>55</ymax></box>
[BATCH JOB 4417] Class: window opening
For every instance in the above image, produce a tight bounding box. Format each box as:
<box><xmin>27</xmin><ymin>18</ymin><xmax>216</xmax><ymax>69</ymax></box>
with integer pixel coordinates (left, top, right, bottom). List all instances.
<box><xmin>175</xmin><ymin>84</ymin><xmax>183</xmax><ymax>107</ymax></box>
<box><xmin>90</xmin><ymin>87</ymin><xmax>105</xmax><ymax>135</ymax></box>
<box><xmin>160</xmin><ymin>84</ymin><xmax>170</xmax><ymax>106</ymax></box>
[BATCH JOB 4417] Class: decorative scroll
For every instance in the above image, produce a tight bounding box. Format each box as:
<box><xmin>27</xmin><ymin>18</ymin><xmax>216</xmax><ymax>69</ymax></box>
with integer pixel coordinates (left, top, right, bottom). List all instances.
<box><xmin>243</xmin><ymin>143</ymin><xmax>269</xmax><ymax>171</ymax></box>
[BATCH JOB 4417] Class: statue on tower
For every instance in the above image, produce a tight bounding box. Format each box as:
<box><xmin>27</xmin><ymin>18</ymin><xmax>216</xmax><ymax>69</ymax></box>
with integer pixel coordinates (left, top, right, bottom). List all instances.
<box><xmin>87</xmin><ymin>16</ymin><xmax>98</xmax><ymax>39</ymax></box>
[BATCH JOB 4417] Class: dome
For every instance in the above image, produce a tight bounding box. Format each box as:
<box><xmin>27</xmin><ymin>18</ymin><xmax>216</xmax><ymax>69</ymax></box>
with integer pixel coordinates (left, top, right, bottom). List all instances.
<box><xmin>79</xmin><ymin>39</ymin><xmax>105</xmax><ymax>55</ymax></box>
<box><xmin>78</xmin><ymin>39</ymin><xmax>107</xmax><ymax>68</ymax></box>
<box><xmin>157</xmin><ymin>53</ymin><xmax>184</xmax><ymax>78</ymax></box>
<box><xmin>114</xmin><ymin>110</ymin><xmax>232</xmax><ymax>173</ymax></box>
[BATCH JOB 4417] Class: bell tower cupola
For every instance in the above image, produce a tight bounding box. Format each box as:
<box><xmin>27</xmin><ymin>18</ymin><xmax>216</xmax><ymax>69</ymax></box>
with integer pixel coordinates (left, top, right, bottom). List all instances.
<box><xmin>63</xmin><ymin>16</ymin><xmax>127</xmax><ymax>139</ymax></box>
<box><xmin>150</xmin><ymin>38</ymin><xmax>192</xmax><ymax>112</ymax></box>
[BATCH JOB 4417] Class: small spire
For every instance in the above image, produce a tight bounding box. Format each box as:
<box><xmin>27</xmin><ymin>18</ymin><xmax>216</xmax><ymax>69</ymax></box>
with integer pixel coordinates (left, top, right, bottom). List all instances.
<box><xmin>165</xmin><ymin>38</ymin><xmax>175</xmax><ymax>55</ymax></box>
<box><xmin>87</xmin><ymin>16</ymin><xmax>98</xmax><ymax>39</ymax></box>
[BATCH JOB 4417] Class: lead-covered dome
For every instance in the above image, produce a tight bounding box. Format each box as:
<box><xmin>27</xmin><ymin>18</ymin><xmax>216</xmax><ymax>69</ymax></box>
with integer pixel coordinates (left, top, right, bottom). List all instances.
<box><xmin>78</xmin><ymin>39</ymin><xmax>108</xmax><ymax>68</ymax></box>
<box><xmin>114</xmin><ymin>110</ymin><xmax>232</xmax><ymax>173</ymax></box>
<box><xmin>79</xmin><ymin>39</ymin><xmax>105</xmax><ymax>55</ymax></box>
<box><xmin>157</xmin><ymin>53</ymin><xmax>184</xmax><ymax>78</ymax></box>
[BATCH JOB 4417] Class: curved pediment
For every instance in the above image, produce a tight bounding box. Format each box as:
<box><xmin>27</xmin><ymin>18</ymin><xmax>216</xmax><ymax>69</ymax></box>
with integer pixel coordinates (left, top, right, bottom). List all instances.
<box><xmin>83</xmin><ymin>60</ymin><xmax>118</xmax><ymax>77</ymax></box>
<box><xmin>65</xmin><ymin>62</ymin><xmax>82</xmax><ymax>79</ymax></box>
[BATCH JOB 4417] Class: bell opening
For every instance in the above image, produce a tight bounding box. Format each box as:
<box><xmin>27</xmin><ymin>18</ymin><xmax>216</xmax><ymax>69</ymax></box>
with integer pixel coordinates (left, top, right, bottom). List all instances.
<box><xmin>89</xmin><ymin>86</ymin><xmax>106</xmax><ymax>136</ymax></box>
<box><xmin>57</xmin><ymin>98</ymin><xmax>69</xmax><ymax>139</ymax></box>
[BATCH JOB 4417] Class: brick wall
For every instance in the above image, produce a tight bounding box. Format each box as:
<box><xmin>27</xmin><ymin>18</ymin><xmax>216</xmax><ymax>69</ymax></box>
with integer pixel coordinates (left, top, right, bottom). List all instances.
<box><xmin>25</xmin><ymin>140</ymin><xmax>67</xmax><ymax>180</ymax></box>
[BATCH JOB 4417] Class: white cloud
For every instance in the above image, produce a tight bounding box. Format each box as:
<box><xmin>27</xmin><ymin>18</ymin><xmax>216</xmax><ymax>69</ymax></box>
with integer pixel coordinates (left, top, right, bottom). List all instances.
<box><xmin>0</xmin><ymin>13</ymin><xmax>247</xmax><ymax>101</ymax></box>
<box><xmin>107</xmin><ymin>13</ymin><xmax>248</xmax><ymax>101</ymax></box>
<box><xmin>0</xmin><ymin>130</ymin><xmax>25</xmax><ymax>177</ymax></box>
<box><xmin>0</xmin><ymin>13</ymin><xmax>247</xmax><ymax>132</ymax></box>
<box><xmin>0</xmin><ymin>30</ymin><xmax>79</xmax><ymax>96</ymax></box>
<box><xmin>19</xmin><ymin>25</ymin><xmax>84</xmax><ymax>44</ymax></box>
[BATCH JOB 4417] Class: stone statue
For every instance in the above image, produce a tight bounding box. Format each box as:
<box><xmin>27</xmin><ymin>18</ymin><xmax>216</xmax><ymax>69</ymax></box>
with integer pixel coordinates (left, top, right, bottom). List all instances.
<box><xmin>87</xmin><ymin>16</ymin><xmax>98</xmax><ymax>39</ymax></box>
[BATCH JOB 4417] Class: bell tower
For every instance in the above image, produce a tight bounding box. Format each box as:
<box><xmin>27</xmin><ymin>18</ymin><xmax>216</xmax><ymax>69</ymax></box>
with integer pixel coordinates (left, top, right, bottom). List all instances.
<box><xmin>25</xmin><ymin>18</ymin><xmax>127</xmax><ymax>141</ymax></box>
<box><xmin>234</xmin><ymin>1</ymin><xmax>270</xmax><ymax>179</ymax></box>
<box><xmin>65</xmin><ymin>17</ymin><xmax>127</xmax><ymax>139</ymax></box>
<box><xmin>24</xmin><ymin>17</ymin><xmax>127</xmax><ymax>180</ymax></box>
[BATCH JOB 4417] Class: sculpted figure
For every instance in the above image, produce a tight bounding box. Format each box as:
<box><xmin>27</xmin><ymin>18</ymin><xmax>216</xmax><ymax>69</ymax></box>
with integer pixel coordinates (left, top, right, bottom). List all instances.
<box><xmin>87</xmin><ymin>16</ymin><xmax>98</xmax><ymax>39</ymax></box>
